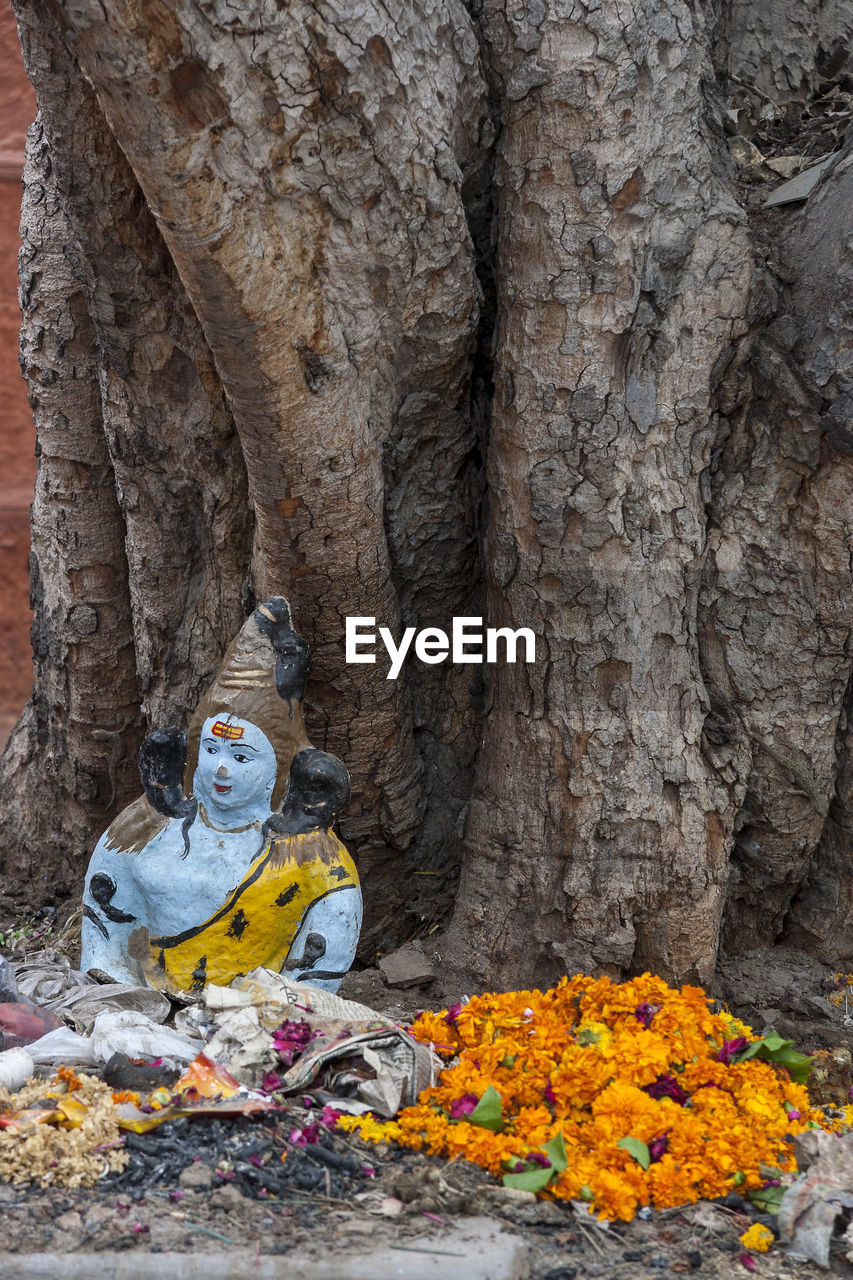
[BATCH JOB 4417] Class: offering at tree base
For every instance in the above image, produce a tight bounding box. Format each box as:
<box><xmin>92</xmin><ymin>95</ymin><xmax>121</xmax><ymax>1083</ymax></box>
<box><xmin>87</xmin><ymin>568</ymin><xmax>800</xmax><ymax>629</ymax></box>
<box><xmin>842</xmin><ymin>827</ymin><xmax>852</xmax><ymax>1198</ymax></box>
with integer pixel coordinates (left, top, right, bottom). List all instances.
<box><xmin>338</xmin><ymin>972</ymin><xmax>838</xmax><ymax>1222</ymax></box>
<box><xmin>81</xmin><ymin>598</ymin><xmax>361</xmax><ymax>994</ymax></box>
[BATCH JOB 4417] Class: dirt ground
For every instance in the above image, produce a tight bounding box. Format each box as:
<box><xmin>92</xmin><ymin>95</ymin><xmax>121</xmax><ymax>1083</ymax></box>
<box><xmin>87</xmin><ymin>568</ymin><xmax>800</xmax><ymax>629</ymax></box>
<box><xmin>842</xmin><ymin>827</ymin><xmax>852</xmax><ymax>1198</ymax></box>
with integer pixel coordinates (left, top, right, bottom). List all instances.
<box><xmin>2</xmin><ymin>905</ymin><xmax>853</xmax><ymax>1276</ymax></box>
<box><xmin>0</xmin><ymin>1110</ymin><xmax>850</xmax><ymax>1279</ymax></box>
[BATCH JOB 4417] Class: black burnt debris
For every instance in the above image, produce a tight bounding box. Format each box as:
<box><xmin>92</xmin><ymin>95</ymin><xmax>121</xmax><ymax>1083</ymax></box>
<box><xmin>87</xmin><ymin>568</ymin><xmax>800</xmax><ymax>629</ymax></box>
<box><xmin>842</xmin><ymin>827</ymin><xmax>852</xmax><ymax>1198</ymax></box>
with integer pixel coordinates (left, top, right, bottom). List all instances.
<box><xmin>101</xmin><ymin>1112</ymin><xmax>368</xmax><ymax>1204</ymax></box>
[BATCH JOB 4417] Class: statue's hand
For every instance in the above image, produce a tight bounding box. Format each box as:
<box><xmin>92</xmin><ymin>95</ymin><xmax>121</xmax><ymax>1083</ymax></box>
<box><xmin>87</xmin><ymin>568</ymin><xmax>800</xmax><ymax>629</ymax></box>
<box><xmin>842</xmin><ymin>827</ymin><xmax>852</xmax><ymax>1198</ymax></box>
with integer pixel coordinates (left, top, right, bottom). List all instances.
<box><xmin>261</xmin><ymin>810</ymin><xmax>289</xmax><ymax>842</ymax></box>
<box><xmin>254</xmin><ymin>598</ymin><xmax>310</xmax><ymax>703</ymax></box>
<box><xmin>264</xmin><ymin>749</ymin><xmax>351</xmax><ymax>839</ymax></box>
<box><xmin>284</xmin><ymin>931</ymin><xmax>327</xmax><ymax>972</ymax></box>
<box><xmin>138</xmin><ymin>727</ymin><xmax>195</xmax><ymax>818</ymax></box>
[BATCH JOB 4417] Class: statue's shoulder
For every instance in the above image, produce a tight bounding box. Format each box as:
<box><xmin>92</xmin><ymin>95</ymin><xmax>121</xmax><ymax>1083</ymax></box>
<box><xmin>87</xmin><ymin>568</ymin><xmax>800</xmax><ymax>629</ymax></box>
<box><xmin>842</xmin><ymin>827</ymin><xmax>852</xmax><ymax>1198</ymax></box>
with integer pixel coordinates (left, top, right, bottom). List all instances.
<box><xmin>102</xmin><ymin>794</ymin><xmax>171</xmax><ymax>856</ymax></box>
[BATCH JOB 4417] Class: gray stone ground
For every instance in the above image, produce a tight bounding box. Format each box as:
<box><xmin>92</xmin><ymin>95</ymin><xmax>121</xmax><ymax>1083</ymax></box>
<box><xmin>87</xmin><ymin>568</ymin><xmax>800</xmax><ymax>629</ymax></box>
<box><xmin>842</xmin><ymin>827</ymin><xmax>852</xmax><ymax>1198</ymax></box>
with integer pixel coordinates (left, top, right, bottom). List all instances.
<box><xmin>0</xmin><ymin>1218</ymin><xmax>528</xmax><ymax>1280</ymax></box>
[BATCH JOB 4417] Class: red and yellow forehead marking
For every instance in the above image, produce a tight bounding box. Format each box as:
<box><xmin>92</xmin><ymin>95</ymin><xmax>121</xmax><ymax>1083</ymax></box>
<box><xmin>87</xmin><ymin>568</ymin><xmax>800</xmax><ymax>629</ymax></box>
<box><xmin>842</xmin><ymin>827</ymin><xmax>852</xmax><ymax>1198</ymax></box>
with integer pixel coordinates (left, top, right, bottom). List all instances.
<box><xmin>212</xmin><ymin>720</ymin><xmax>244</xmax><ymax>740</ymax></box>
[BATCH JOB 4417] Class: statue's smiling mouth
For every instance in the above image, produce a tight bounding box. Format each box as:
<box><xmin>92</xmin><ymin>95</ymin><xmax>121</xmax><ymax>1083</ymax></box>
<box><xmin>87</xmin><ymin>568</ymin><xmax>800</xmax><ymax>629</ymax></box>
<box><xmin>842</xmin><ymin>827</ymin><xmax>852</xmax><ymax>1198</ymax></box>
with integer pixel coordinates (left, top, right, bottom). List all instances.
<box><xmin>214</xmin><ymin>783</ymin><xmax>232</xmax><ymax>794</ymax></box>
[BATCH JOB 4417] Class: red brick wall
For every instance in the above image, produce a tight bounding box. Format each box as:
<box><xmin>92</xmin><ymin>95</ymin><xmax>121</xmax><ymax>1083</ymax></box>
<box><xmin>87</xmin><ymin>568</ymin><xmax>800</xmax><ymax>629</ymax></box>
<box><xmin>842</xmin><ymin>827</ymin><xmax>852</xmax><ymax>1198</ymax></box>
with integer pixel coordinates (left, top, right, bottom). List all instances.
<box><xmin>0</xmin><ymin>11</ymin><xmax>36</xmax><ymax>747</ymax></box>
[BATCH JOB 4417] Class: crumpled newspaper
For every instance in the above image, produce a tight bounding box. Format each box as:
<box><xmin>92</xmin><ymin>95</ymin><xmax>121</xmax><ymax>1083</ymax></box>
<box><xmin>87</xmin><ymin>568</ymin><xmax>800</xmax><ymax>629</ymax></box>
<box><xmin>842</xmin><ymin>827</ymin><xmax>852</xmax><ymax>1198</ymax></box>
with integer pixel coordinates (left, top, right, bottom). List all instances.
<box><xmin>177</xmin><ymin>967</ymin><xmax>438</xmax><ymax>1115</ymax></box>
<box><xmin>778</xmin><ymin>1130</ymin><xmax>853</xmax><ymax>1268</ymax></box>
<box><xmin>284</xmin><ymin>1029</ymin><xmax>437</xmax><ymax>1115</ymax></box>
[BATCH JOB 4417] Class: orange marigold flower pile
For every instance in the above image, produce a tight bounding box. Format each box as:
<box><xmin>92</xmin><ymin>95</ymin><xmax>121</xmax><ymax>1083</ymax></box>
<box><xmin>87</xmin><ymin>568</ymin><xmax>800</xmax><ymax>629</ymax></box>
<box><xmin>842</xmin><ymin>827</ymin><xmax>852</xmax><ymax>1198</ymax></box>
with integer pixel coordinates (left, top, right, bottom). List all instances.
<box><xmin>338</xmin><ymin>973</ymin><xmax>834</xmax><ymax>1222</ymax></box>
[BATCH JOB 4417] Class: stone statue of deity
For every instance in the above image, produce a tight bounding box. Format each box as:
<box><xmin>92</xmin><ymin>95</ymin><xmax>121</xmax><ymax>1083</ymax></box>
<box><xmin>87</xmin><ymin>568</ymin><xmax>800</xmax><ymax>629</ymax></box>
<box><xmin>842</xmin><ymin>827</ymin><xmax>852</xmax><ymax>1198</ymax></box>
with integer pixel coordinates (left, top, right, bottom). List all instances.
<box><xmin>80</xmin><ymin>598</ymin><xmax>362</xmax><ymax>994</ymax></box>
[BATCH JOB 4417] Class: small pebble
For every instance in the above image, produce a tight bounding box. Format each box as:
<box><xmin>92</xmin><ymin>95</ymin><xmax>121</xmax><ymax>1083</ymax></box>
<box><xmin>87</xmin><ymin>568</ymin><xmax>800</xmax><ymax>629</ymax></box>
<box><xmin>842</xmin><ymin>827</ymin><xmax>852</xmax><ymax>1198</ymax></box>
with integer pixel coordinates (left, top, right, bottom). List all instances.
<box><xmin>208</xmin><ymin>1184</ymin><xmax>246</xmax><ymax>1211</ymax></box>
<box><xmin>178</xmin><ymin>1163</ymin><xmax>214</xmax><ymax>1190</ymax></box>
<box><xmin>747</xmin><ymin>1209</ymin><xmax>778</xmax><ymax>1233</ymax></box>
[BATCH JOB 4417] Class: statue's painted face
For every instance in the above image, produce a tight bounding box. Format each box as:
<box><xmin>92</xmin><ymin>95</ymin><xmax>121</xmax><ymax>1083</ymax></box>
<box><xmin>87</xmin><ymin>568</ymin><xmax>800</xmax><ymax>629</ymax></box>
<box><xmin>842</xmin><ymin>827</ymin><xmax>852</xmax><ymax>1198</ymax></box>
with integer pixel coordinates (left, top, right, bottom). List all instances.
<box><xmin>193</xmin><ymin>715</ymin><xmax>277</xmax><ymax>820</ymax></box>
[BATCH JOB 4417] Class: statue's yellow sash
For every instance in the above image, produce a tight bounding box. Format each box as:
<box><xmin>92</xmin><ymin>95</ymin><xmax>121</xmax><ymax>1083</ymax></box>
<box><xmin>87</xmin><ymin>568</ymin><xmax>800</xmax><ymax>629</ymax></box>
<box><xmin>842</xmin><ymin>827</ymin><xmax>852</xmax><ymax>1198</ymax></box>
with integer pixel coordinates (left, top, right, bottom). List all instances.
<box><xmin>138</xmin><ymin>831</ymin><xmax>358</xmax><ymax>993</ymax></box>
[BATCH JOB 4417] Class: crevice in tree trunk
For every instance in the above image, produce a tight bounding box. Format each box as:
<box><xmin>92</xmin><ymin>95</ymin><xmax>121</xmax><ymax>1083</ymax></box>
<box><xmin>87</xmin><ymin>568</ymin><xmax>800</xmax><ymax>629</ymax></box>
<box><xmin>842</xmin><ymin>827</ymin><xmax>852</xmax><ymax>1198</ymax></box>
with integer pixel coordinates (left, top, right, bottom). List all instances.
<box><xmin>381</xmin><ymin>27</ymin><xmax>501</xmax><ymax>943</ymax></box>
<box><xmin>784</xmin><ymin>658</ymin><xmax>853</xmax><ymax>961</ymax></box>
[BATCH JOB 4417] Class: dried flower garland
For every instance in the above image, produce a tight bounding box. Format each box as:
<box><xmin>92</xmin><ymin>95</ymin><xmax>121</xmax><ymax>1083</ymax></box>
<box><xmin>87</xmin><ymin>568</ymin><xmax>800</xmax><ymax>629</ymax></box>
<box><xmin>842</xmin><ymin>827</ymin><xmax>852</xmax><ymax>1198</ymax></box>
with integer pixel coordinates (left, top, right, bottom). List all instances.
<box><xmin>338</xmin><ymin>973</ymin><xmax>839</xmax><ymax>1222</ymax></box>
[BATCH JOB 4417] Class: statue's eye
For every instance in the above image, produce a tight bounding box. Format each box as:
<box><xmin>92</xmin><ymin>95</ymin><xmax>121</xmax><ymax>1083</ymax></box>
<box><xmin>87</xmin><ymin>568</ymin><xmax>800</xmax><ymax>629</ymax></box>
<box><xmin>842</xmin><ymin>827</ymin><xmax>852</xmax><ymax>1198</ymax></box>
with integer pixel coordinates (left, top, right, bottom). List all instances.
<box><xmin>205</xmin><ymin>745</ymin><xmax>217</xmax><ymax>755</ymax></box>
<box><xmin>233</xmin><ymin>753</ymin><xmax>249</xmax><ymax>763</ymax></box>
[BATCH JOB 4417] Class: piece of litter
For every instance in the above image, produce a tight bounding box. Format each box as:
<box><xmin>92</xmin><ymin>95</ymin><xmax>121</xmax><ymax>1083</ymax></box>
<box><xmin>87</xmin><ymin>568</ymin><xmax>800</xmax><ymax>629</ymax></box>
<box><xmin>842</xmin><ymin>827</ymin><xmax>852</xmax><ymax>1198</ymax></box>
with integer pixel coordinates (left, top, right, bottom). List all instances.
<box><xmin>764</xmin><ymin>154</ymin><xmax>838</xmax><ymax>206</ymax></box>
<box><xmin>0</xmin><ymin>1047</ymin><xmax>34</xmax><ymax>1090</ymax></box>
<box><xmin>778</xmin><ymin>1131</ymin><xmax>853</xmax><ymax>1266</ymax></box>
<box><xmin>765</xmin><ymin>156</ymin><xmax>801</xmax><ymax>179</ymax></box>
<box><xmin>390</xmin><ymin>1244</ymin><xmax>467</xmax><ymax>1257</ymax></box>
<box><xmin>184</xmin><ymin>1222</ymin><xmax>235</xmax><ymax>1244</ymax></box>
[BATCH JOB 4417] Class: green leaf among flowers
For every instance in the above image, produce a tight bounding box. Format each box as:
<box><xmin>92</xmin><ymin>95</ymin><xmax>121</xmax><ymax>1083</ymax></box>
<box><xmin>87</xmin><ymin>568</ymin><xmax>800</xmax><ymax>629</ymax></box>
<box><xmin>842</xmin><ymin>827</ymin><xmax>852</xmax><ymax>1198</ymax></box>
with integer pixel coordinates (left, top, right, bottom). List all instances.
<box><xmin>543</xmin><ymin>1131</ymin><xmax>568</xmax><ymax>1174</ymax></box>
<box><xmin>749</xmin><ymin>1183</ymin><xmax>786</xmax><ymax>1214</ymax></box>
<box><xmin>502</xmin><ymin>1165</ymin><xmax>555</xmax><ymax>1193</ymax></box>
<box><xmin>617</xmin><ymin>1136</ymin><xmax>651</xmax><ymax>1170</ymax></box>
<box><xmin>735</xmin><ymin>1032</ymin><xmax>814</xmax><ymax>1083</ymax></box>
<box><xmin>502</xmin><ymin>1131</ymin><xmax>568</xmax><ymax>1194</ymax></box>
<box><xmin>470</xmin><ymin>1085</ymin><xmax>504</xmax><ymax>1132</ymax></box>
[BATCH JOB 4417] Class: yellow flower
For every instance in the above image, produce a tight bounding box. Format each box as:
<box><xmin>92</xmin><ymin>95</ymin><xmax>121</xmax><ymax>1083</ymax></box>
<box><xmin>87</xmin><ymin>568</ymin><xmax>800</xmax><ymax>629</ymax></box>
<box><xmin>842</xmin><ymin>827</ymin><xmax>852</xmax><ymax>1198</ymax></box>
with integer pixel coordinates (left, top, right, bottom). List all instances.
<box><xmin>740</xmin><ymin>1223</ymin><xmax>774</xmax><ymax>1252</ymax></box>
<box><xmin>336</xmin><ymin>1114</ymin><xmax>400</xmax><ymax>1143</ymax></box>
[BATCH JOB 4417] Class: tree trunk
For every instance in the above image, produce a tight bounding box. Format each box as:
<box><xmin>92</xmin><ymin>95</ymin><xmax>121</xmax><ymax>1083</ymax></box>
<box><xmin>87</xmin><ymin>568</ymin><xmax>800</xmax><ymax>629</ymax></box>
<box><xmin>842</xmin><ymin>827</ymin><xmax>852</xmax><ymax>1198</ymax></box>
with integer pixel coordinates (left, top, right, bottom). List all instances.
<box><xmin>2</xmin><ymin>0</ymin><xmax>852</xmax><ymax>988</ymax></box>
<box><xmin>718</xmin><ymin>0</ymin><xmax>852</xmax><ymax>100</ymax></box>
<box><xmin>0</xmin><ymin>115</ymin><xmax>143</xmax><ymax>901</ymax></box>
<box><xmin>15</xmin><ymin>11</ymin><xmax>253</xmax><ymax>729</ymax></box>
<box><xmin>447</xmin><ymin>0</ymin><xmax>756</xmax><ymax>989</ymax></box>
<box><xmin>775</xmin><ymin>144</ymin><xmax>853</xmax><ymax>961</ymax></box>
<box><xmin>5</xmin><ymin>0</ymin><xmax>488</xmax><ymax>948</ymax></box>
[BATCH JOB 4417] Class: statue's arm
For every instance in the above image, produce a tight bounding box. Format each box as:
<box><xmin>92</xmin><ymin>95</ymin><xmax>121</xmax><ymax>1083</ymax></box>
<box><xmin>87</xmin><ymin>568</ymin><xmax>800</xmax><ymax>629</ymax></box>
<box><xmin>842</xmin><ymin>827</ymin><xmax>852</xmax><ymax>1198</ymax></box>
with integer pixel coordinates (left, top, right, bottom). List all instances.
<box><xmin>80</xmin><ymin>838</ymin><xmax>143</xmax><ymax>984</ymax></box>
<box><xmin>283</xmin><ymin>887</ymin><xmax>363</xmax><ymax>992</ymax></box>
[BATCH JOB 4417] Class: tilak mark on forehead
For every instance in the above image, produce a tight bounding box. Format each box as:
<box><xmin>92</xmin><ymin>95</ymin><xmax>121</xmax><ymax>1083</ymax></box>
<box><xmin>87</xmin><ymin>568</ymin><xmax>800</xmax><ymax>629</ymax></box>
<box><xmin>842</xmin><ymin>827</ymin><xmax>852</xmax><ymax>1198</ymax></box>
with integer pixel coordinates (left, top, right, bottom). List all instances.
<box><xmin>212</xmin><ymin>720</ymin><xmax>244</xmax><ymax>740</ymax></box>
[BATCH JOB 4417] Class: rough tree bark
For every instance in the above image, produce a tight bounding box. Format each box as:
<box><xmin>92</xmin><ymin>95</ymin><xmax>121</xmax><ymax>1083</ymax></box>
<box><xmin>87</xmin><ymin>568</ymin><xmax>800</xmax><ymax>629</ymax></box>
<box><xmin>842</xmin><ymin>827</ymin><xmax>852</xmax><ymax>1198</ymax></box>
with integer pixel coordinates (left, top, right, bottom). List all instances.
<box><xmin>446</xmin><ymin>0</ymin><xmax>757</xmax><ymax>989</ymax></box>
<box><xmin>1</xmin><ymin>118</ymin><xmax>143</xmax><ymax>900</ymax></box>
<box><xmin>718</xmin><ymin>0</ymin><xmax>851</xmax><ymax>100</ymax></box>
<box><xmin>775</xmin><ymin>147</ymin><xmax>853</xmax><ymax>961</ymax></box>
<box><xmin>2</xmin><ymin>0</ymin><xmax>852</xmax><ymax>990</ymax></box>
<box><xmin>0</xmin><ymin>10</ymin><xmax>253</xmax><ymax>899</ymax></box>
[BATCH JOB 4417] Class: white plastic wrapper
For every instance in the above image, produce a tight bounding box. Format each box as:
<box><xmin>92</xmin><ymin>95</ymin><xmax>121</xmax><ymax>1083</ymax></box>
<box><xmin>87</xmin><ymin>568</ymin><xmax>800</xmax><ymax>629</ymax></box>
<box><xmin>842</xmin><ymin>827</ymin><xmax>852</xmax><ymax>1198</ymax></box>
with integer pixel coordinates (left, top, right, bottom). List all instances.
<box><xmin>25</xmin><ymin>1026</ymin><xmax>99</xmax><ymax>1067</ymax></box>
<box><xmin>90</xmin><ymin>1010</ymin><xmax>202</xmax><ymax>1064</ymax></box>
<box><xmin>0</xmin><ymin>1047</ymin><xmax>34</xmax><ymax>1090</ymax></box>
<box><xmin>13</xmin><ymin>949</ymin><xmax>170</xmax><ymax>1032</ymax></box>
